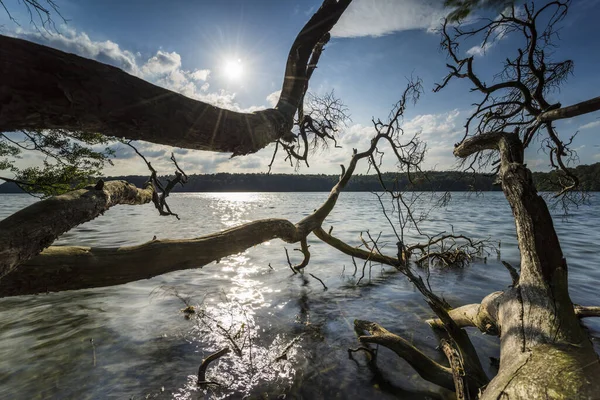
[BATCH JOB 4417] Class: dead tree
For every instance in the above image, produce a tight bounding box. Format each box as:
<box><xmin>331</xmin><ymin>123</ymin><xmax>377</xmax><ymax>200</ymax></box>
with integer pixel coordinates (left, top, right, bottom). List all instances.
<box><xmin>1</xmin><ymin>1</ymin><xmax>599</xmax><ymax>397</ymax></box>
<box><xmin>347</xmin><ymin>2</ymin><xmax>600</xmax><ymax>399</ymax></box>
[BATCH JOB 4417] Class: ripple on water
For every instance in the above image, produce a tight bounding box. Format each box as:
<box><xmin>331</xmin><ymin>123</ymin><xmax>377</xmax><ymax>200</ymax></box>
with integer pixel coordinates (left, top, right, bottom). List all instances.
<box><xmin>0</xmin><ymin>192</ymin><xmax>599</xmax><ymax>399</ymax></box>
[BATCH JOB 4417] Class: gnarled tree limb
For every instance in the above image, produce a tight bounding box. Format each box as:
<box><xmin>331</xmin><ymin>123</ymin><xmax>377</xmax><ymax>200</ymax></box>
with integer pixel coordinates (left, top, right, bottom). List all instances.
<box><xmin>354</xmin><ymin>319</ymin><xmax>456</xmax><ymax>391</ymax></box>
<box><xmin>197</xmin><ymin>347</ymin><xmax>230</xmax><ymax>387</ymax></box>
<box><xmin>0</xmin><ymin>0</ymin><xmax>352</xmax><ymax>156</ymax></box>
<box><xmin>0</xmin><ymin>133</ymin><xmax>375</xmax><ymax>296</ymax></box>
<box><xmin>0</xmin><ymin>180</ymin><xmax>154</xmax><ymax>280</ymax></box>
<box><xmin>427</xmin><ymin>299</ymin><xmax>600</xmax><ymax>331</ymax></box>
<box><xmin>537</xmin><ymin>96</ymin><xmax>600</xmax><ymax>123</ymax></box>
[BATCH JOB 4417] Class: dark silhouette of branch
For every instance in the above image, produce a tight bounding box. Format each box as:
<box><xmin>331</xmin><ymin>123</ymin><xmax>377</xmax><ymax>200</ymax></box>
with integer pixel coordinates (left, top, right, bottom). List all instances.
<box><xmin>436</xmin><ymin>1</ymin><xmax>600</xmax><ymax>196</ymax></box>
<box><xmin>0</xmin><ymin>1</ymin><xmax>352</xmax><ymax>156</ymax></box>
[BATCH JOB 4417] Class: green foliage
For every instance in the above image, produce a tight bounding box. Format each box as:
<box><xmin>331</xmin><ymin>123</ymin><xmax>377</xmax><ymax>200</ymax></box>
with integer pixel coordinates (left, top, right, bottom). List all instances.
<box><xmin>0</xmin><ymin>129</ymin><xmax>114</xmax><ymax>197</ymax></box>
<box><xmin>533</xmin><ymin>163</ymin><xmax>600</xmax><ymax>192</ymax></box>
<box><xmin>73</xmin><ymin>170</ymin><xmax>503</xmax><ymax>193</ymax></box>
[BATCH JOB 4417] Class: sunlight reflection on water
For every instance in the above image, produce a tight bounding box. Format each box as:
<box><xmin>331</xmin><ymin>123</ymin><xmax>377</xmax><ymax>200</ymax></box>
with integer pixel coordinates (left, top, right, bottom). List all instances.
<box><xmin>172</xmin><ymin>294</ymin><xmax>301</xmax><ymax>400</ymax></box>
<box><xmin>0</xmin><ymin>192</ymin><xmax>598</xmax><ymax>400</ymax></box>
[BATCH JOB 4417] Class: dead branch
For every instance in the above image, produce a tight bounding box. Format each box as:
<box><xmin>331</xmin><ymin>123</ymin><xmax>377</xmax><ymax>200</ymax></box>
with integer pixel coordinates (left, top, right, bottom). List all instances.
<box><xmin>197</xmin><ymin>347</ymin><xmax>230</xmax><ymax>386</ymax></box>
<box><xmin>354</xmin><ymin>319</ymin><xmax>455</xmax><ymax>391</ymax></box>
<box><xmin>316</xmin><ymin>226</ymin><xmax>490</xmax><ymax>396</ymax></box>
<box><xmin>125</xmin><ymin>141</ymin><xmax>188</xmax><ymax>219</ymax></box>
<box><xmin>426</xmin><ymin>297</ymin><xmax>600</xmax><ymax>331</ymax></box>
<box><xmin>426</xmin><ymin>291</ymin><xmax>503</xmax><ymax>334</ymax></box>
<box><xmin>572</xmin><ymin>305</ymin><xmax>600</xmax><ymax>319</ymax></box>
<box><xmin>437</xmin><ymin>1</ymin><xmax>599</xmax><ymax>195</ymax></box>
<box><xmin>501</xmin><ymin>260</ymin><xmax>520</xmax><ymax>286</ymax></box>
<box><xmin>538</xmin><ymin>96</ymin><xmax>600</xmax><ymax>122</ymax></box>
<box><xmin>0</xmin><ymin>1</ymin><xmax>352</xmax><ymax>156</ymax></box>
<box><xmin>440</xmin><ymin>339</ymin><xmax>469</xmax><ymax>400</ymax></box>
<box><xmin>308</xmin><ymin>273</ymin><xmax>328</xmax><ymax>290</ymax></box>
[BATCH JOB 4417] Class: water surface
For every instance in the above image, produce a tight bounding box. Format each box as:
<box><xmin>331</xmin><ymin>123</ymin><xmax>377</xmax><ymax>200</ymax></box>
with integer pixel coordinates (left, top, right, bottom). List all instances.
<box><xmin>0</xmin><ymin>192</ymin><xmax>598</xmax><ymax>399</ymax></box>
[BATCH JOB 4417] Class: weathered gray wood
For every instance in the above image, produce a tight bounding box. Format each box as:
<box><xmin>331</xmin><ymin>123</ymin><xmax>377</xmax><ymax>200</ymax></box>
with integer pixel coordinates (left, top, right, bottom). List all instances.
<box><xmin>538</xmin><ymin>96</ymin><xmax>600</xmax><ymax>123</ymax></box>
<box><xmin>0</xmin><ymin>180</ymin><xmax>154</xmax><ymax>281</ymax></box>
<box><xmin>454</xmin><ymin>130</ymin><xmax>600</xmax><ymax>399</ymax></box>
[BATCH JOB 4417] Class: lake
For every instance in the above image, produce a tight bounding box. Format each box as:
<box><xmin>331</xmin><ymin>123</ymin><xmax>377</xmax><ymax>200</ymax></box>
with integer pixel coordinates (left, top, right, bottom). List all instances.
<box><xmin>0</xmin><ymin>192</ymin><xmax>598</xmax><ymax>399</ymax></box>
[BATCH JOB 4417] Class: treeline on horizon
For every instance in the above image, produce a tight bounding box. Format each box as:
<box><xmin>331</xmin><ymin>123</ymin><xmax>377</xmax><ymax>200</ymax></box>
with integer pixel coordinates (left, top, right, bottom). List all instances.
<box><xmin>2</xmin><ymin>162</ymin><xmax>600</xmax><ymax>193</ymax></box>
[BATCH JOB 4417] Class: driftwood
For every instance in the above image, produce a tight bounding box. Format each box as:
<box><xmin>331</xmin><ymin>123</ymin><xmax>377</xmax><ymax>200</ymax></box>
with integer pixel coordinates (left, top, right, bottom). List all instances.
<box><xmin>0</xmin><ymin>180</ymin><xmax>153</xmax><ymax>280</ymax></box>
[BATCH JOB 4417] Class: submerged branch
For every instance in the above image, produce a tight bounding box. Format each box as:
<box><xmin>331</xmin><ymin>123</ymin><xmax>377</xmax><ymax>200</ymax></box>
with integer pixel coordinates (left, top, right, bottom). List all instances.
<box><xmin>354</xmin><ymin>319</ymin><xmax>455</xmax><ymax>391</ymax></box>
<box><xmin>197</xmin><ymin>347</ymin><xmax>230</xmax><ymax>386</ymax></box>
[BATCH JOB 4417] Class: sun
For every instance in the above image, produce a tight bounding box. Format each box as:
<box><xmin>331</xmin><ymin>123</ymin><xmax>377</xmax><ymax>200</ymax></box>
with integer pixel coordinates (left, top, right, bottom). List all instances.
<box><xmin>223</xmin><ymin>58</ymin><xmax>244</xmax><ymax>81</ymax></box>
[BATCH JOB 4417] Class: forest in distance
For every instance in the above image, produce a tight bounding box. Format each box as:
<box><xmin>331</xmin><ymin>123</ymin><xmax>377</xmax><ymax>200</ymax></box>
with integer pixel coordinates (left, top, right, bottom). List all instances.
<box><xmin>2</xmin><ymin>162</ymin><xmax>600</xmax><ymax>193</ymax></box>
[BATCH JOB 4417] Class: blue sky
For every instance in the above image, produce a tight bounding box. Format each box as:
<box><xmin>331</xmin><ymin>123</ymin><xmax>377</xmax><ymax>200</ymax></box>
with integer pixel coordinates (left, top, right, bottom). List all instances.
<box><xmin>2</xmin><ymin>0</ymin><xmax>599</xmax><ymax>176</ymax></box>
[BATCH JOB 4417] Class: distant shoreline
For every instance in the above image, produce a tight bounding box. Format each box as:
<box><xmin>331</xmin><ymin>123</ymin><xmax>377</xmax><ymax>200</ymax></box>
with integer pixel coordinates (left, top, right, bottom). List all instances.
<box><xmin>1</xmin><ymin>163</ymin><xmax>599</xmax><ymax>193</ymax></box>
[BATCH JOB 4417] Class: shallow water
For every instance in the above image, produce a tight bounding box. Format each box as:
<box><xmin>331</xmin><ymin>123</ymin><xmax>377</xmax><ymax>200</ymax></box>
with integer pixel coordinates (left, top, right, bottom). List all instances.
<box><xmin>0</xmin><ymin>192</ymin><xmax>598</xmax><ymax>399</ymax></box>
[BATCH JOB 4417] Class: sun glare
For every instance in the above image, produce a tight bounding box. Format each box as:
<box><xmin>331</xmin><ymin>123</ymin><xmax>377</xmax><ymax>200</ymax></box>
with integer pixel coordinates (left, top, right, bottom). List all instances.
<box><xmin>224</xmin><ymin>58</ymin><xmax>244</xmax><ymax>81</ymax></box>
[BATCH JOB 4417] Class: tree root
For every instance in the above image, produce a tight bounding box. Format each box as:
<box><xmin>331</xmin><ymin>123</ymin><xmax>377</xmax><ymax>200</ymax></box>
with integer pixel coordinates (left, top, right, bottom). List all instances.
<box><xmin>354</xmin><ymin>319</ymin><xmax>456</xmax><ymax>391</ymax></box>
<box><xmin>426</xmin><ymin>293</ymin><xmax>600</xmax><ymax>332</ymax></box>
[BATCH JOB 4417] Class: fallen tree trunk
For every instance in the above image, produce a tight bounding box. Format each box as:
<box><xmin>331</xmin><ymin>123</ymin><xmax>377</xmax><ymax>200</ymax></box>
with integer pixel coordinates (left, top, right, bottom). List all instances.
<box><xmin>0</xmin><ymin>219</ymin><xmax>300</xmax><ymax>296</ymax></box>
<box><xmin>0</xmin><ymin>144</ymin><xmax>371</xmax><ymax>296</ymax></box>
<box><xmin>0</xmin><ymin>0</ymin><xmax>351</xmax><ymax>156</ymax></box>
<box><xmin>0</xmin><ymin>180</ymin><xmax>154</xmax><ymax>280</ymax></box>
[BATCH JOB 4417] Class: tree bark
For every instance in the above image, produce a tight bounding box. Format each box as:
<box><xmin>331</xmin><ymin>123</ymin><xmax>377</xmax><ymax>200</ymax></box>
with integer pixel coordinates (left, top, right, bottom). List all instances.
<box><xmin>0</xmin><ymin>180</ymin><xmax>153</xmax><ymax>281</ymax></box>
<box><xmin>538</xmin><ymin>96</ymin><xmax>600</xmax><ymax>123</ymax></box>
<box><xmin>0</xmin><ymin>219</ymin><xmax>298</xmax><ymax>296</ymax></box>
<box><xmin>0</xmin><ymin>144</ymin><xmax>369</xmax><ymax>296</ymax></box>
<box><xmin>453</xmin><ymin>130</ymin><xmax>600</xmax><ymax>399</ymax></box>
<box><xmin>426</xmin><ymin>296</ymin><xmax>600</xmax><ymax>329</ymax></box>
<box><xmin>0</xmin><ymin>0</ymin><xmax>351</xmax><ymax>156</ymax></box>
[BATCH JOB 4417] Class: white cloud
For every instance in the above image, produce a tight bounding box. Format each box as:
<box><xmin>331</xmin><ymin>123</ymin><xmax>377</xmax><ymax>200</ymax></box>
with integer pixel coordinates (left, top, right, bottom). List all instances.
<box><xmin>141</xmin><ymin>50</ymin><xmax>182</xmax><ymax>76</ymax></box>
<box><xmin>8</xmin><ymin>27</ymin><xmax>265</xmax><ymax>113</ymax></box>
<box><xmin>579</xmin><ymin>120</ymin><xmax>600</xmax><ymax>130</ymax></box>
<box><xmin>13</xmin><ymin>27</ymin><xmax>139</xmax><ymax>73</ymax></box>
<box><xmin>190</xmin><ymin>69</ymin><xmax>211</xmax><ymax>81</ymax></box>
<box><xmin>330</xmin><ymin>0</ymin><xmax>446</xmax><ymax>38</ymax></box>
<box><xmin>403</xmin><ymin>109</ymin><xmax>462</xmax><ymax>140</ymax></box>
<box><xmin>266</xmin><ymin>90</ymin><xmax>281</xmax><ymax>108</ymax></box>
<box><xmin>466</xmin><ymin>42</ymin><xmax>492</xmax><ymax>57</ymax></box>
<box><xmin>402</xmin><ymin>109</ymin><xmax>464</xmax><ymax>170</ymax></box>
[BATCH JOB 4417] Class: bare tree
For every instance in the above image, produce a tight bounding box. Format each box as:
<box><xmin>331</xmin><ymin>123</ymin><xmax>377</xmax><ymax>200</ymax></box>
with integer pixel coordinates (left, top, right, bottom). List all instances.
<box><xmin>1</xmin><ymin>1</ymin><xmax>600</xmax><ymax>398</ymax></box>
<box><xmin>344</xmin><ymin>2</ymin><xmax>600</xmax><ymax>399</ymax></box>
<box><xmin>0</xmin><ymin>0</ymin><xmax>353</xmax><ymax>281</ymax></box>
